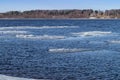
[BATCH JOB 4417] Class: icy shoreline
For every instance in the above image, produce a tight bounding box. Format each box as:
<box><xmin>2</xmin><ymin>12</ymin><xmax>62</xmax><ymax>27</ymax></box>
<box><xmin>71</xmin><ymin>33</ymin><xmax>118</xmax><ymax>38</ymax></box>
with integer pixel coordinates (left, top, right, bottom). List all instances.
<box><xmin>0</xmin><ymin>75</ymin><xmax>45</xmax><ymax>80</ymax></box>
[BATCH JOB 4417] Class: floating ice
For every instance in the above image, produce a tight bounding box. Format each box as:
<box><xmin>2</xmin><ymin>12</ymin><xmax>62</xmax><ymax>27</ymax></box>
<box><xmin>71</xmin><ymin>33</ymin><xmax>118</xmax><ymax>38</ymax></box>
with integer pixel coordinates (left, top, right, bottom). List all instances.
<box><xmin>49</xmin><ymin>48</ymin><xmax>89</xmax><ymax>53</ymax></box>
<box><xmin>16</xmin><ymin>34</ymin><xmax>65</xmax><ymax>40</ymax></box>
<box><xmin>0</xmin><ymin>30</ymin><xmax>27</xmax><ymax>34</ymax></box>
<box><xmin>0</xmin><ymin>74</ymin><xmax>41</xmax><ymax>80</ymax></box>
<box><xmin>0</xmin><ymin>26</ymin><xmax>78</xmax><ymax>30</ymax></box>
<box><xmin>108</xmin><ymin>40</ymin><xmax>120</xmax><ymax>44</ymax></box>
<box><xmin>72</xmin><ymin>31</ymin><xmax>112</xmax><ymax>37</ymax></box>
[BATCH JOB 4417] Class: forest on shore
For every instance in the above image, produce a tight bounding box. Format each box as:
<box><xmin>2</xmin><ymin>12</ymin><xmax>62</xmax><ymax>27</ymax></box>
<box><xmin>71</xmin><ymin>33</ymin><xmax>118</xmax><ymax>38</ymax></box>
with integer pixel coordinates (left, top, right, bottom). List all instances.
<box><xmin>0</xmin><ymin>9</ymin><xmax>120</xmax><ymax>19</ymax></box>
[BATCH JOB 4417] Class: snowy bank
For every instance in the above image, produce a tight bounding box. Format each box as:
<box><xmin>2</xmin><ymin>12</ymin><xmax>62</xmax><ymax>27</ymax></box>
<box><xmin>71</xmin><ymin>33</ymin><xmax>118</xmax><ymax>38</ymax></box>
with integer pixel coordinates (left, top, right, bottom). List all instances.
<box><xmin>0</xmin><ymin>74</ymin><xmax>46</xmax><ymax>80</ymax></box>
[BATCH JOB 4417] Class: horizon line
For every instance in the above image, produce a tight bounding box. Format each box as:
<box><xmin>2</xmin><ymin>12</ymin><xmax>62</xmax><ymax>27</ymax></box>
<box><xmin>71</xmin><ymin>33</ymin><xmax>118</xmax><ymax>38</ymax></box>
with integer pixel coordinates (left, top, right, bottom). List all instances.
<box><xmin>1</xmin><ymin>8</ymin><xmax>120</xmax><ymax>13</ymax></box>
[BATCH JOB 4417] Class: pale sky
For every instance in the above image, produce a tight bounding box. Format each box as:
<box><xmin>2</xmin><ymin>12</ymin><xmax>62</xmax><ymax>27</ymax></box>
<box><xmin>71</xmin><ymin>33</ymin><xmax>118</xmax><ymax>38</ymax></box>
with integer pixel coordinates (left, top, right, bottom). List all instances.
<box><xmin>0</xmin><ymin>0</ymin><xmax>120</xmax><ymax>12</ymax></box>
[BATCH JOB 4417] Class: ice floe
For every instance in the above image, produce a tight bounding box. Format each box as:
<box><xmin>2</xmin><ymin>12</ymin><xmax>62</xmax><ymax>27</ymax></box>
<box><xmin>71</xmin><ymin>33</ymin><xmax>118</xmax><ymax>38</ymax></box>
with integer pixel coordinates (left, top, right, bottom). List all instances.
<box><xmin>108</xmin><ymin>40</ymin><xmax>120</xmax><ymax>44</ymax></box>
<box><xmin>0</xmin><ymin>74</ymin><xmax>42</xmax><ymax>80</ymax></box>
<box><xmin>0</xmin><ymin>30</ymin><xmax>27</xmax><ymax>34</ymax></box>
<box><xmin>71</xmin><ymin>31</ymin><xmax>112</xmax><ymax>37</ymax></box>
<box><xmin>0</xmin><ymin>26</ymin><xmax>78</xmax><ymax>30</ymax></box>
<box><xmin>49</xmin><ymin>48</ymin><xmax>89</xmax><ymax>53</ymax></box>
<box><xmin>16</xmin><ymin>34</ymin><xmax>65</xmax><ymax>40</ymax></box>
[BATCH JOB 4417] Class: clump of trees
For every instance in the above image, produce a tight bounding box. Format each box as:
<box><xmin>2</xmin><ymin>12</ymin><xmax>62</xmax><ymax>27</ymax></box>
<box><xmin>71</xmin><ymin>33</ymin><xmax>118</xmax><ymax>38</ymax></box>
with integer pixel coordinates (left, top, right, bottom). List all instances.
<box><xmin>0</xmin><ymin>9</ymin><xmax>120</xmax><ymax>18</ymax></box>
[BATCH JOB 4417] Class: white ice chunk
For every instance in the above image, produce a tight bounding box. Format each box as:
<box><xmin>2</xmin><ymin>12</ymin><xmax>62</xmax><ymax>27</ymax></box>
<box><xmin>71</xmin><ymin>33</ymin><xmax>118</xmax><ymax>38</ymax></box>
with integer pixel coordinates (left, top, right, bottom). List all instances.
<box><xmin>0</xmin><ymin>74</ymin><xmax>43</xmax><ymax>80</ymax></box>
<box><xmin>72</xmin><ymin>31</ymin><xmax>112</xmax><ymax>37</ymax></box>
<box><xmin>49</xmin><ymin>48</ymin><xmax>89</xmax><ymax>53</ymax></box>
<box><xmin>16</xmin><ymin>34</ymin><xmax>65</xmax><ymax>40</ymax></box>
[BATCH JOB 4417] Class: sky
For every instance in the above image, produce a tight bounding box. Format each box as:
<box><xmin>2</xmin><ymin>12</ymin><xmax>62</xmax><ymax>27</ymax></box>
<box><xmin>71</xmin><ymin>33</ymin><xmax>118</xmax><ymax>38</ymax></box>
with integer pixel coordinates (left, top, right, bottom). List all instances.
<box><xmin>0</xmin><ymin>0</ymin><xmax>120</xmax><ymax>12</ymax></box>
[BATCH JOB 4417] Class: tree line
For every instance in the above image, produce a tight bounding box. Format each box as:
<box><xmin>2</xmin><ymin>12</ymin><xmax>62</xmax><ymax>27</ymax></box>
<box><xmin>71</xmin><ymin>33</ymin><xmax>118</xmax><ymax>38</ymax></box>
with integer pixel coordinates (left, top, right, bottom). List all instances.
<box><xmin>0</xmin><ymin>9</ymin><xmax>120</xmax><ymax>18</ymax></box>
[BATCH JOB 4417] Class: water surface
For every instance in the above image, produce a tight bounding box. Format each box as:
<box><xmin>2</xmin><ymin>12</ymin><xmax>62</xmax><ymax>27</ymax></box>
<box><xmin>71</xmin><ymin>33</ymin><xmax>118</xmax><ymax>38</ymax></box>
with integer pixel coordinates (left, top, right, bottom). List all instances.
<box><xmin>0</xmin><ymin>19</ymin><xmax>120</xmax><ymax>80</ymax></box>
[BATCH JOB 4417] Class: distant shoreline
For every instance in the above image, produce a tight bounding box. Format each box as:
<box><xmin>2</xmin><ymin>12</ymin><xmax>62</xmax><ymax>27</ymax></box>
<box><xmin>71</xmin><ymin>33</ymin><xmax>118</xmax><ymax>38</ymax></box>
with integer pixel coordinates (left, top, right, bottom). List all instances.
<box><xmin>1</xmin><ymin>9</ymin><xmax>120</xmax><ymax>19</ymax></box>
<box><xmin>0</xmin><ymin>18</ymin><xmax>119</xmax><ymax>20</ymax></box>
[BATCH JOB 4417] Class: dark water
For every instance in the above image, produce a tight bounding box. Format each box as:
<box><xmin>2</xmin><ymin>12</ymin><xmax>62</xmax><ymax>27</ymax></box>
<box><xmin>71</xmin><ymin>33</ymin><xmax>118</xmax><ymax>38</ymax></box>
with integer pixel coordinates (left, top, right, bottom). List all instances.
<box><xmin>0</xmin><ymin>19</ymin><xmax>120</xmax><ymax>80</ymax></box>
